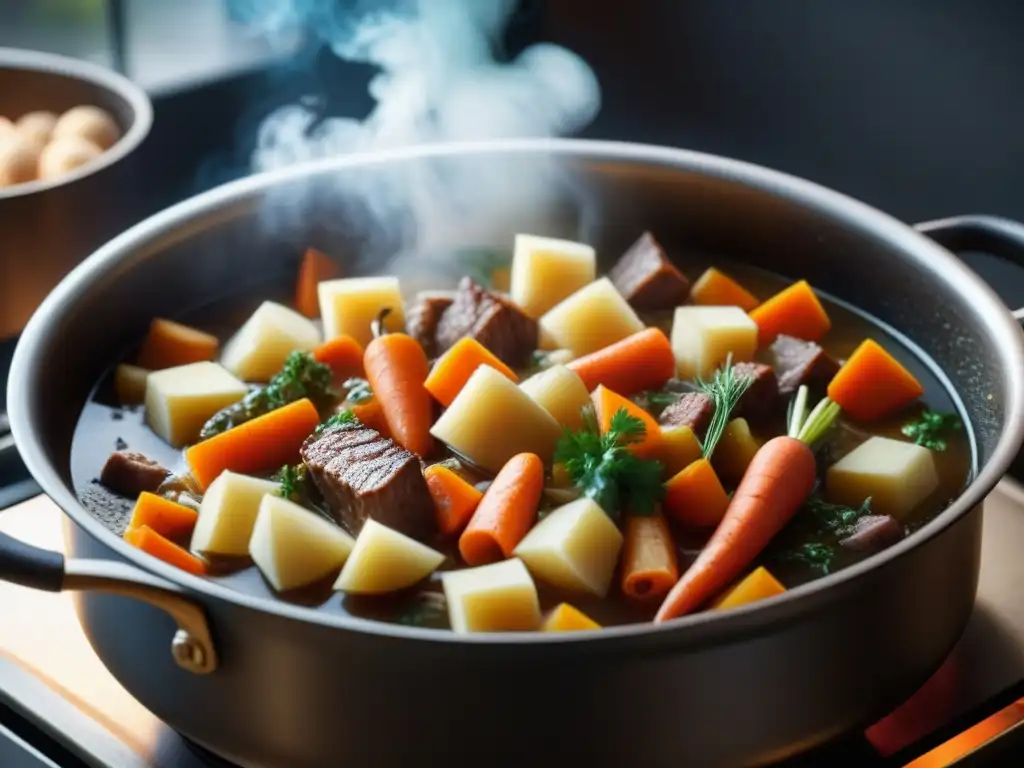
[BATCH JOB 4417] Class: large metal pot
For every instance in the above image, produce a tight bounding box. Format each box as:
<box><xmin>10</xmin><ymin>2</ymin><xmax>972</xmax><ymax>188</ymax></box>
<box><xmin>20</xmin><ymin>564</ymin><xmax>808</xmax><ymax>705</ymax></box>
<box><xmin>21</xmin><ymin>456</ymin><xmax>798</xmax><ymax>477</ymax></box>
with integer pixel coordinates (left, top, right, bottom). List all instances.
<box><xmin>0</xmin><ymin>47</ymin><xmax>152</xmax><ymax>339</ymax></box>
<box><xmin>3</xmin><ymin>140</ymin><xmax>1024</xmax><ymax>768</ymax></box>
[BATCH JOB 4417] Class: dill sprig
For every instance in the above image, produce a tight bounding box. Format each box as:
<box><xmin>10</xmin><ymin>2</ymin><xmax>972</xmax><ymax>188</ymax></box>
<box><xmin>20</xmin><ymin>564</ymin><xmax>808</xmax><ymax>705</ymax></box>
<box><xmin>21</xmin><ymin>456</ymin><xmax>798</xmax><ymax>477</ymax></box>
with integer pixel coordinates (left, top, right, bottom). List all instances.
<box><xmin>695</xmin><ymin>357</ymin><xmax>754</xmax><ymax>459</ymax></box>
<box><xmin>901</xmin><ymin>408</ymin><xmax>962</xmax><ymax>451</ymax></box>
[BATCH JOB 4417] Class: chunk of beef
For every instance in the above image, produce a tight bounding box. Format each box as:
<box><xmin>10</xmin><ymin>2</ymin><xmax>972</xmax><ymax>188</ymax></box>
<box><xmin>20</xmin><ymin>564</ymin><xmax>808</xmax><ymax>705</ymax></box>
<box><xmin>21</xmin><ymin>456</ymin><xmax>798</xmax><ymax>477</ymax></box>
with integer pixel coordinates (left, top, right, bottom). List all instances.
<box><xmin>733</xmin><ymin>362</ymin><xmax>780</xmax><ymax>422</ymax></box>
<box><xmin>406</xmin><ymin>290</ymin><xmax>454</xmax><ymax>358</ymax></box>
<box><xmin>608</xmin><ymin>231</ymin><xmax>690</xmax><ymax>311</ymax></box>
<box><xmin>435</xmin><ymin>277</ymin><xmax>538</xmax><ymax>367</ymax></box>
<box><xmin>659</xmin><ymin>392</ymin><xmax>714</xmax><ymax>437</ymax></box>
<box><xmin>301</xmin><ymin>422</ymin><xmax>436</xmax><ymax>541</ymax></box>
<box><xmin>99</xmin><ymin>451</ymin><xmax>170</xmax><ymax>498</ymax></box>
<box><xmin>839</xmin><ymin>515</ymin><xmax>904</xmax><ymax>553</ymax></box>
<box><xmin>770</xmin><ymin>334</ymin><xmax>840</xmax><ymax>395</ymax></box>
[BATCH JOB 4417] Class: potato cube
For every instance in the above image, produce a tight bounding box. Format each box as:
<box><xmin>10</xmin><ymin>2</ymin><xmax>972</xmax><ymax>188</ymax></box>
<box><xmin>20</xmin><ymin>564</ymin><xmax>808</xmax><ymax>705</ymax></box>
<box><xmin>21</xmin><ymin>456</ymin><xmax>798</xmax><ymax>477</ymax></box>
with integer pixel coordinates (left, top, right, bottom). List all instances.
<box><xmin>191</xmin><ymin>471</ymin><xmax>280</xmax><ymax>556</ymax></box>
<box><xmin>539</xmin><ymin>277</ymin><xmax>645</xmax><ymax>357</ymax></box>
<box><xmin>519</xmin><ymin>364</ymin><xmax>591</xmax><ymax>431</ymax></box>
<box><xmin>442</xmin><ymin>558</ymin><xmax>542</xmax><ymax>634</ymax></box>
<box><xmin>656</xmin><ymin>424</ymin><xmax>703</xmax><ymax>478</ymax></box>
<box><xmin>333</xmin><ymin>519</ymin><xmax>445</xmax><ymax>594</ymax></box>
<box><xmin>115</xmin><ymin>363</ymin><xmax>149</xmax><ymax>406</ymax></box>
<box><xmin>220</xmin><ymin>300</ymin><xmax>321</xmax><ymax>382</ymax></box>
<box><xmin>510</xmin><ymin>234</ymin><xmax>597</xmax><ymax>318</ymax></box>
<box><xmin>712</xmin><ymin>418</ymin><xmax>761</xmax><ymax>485</ymax></box>
<box><xmin>431</xmin><ymin>365</ymin><xmax>563</xmax><ymax>472</ymax></box>
<box><xmin>249</xmin><ymin>494</ymin><xmax>356</xmax><ymax>592</ymax></box>
<box><xmin>670</xmin><ymin>305</ymin><xmax>758</xmax><ymax>379</ymax></box>
<box><xmin>826</xmin><ymin>436</ymin><xmax>939</xmax><ymax>518</ymax></box>
<box><xmin>513</xmin><ymin>497</ymin><xmax>623</xmax><ymax>597</ymax></box>
<box><xmin>318</xmin><ymin>276</ymin><xmax>405</xmax><ymax>347</ymax></box>
<box><xmin>145</xmin><ymin>361</ymin><xmax>247</xmax><ymax>447</ymax></box>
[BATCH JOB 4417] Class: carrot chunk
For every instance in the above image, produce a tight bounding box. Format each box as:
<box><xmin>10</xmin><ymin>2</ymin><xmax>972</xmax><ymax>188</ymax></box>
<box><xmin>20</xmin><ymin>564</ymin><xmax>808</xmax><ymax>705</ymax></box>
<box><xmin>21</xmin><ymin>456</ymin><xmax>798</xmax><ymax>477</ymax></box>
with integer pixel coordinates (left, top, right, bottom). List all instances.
<box><xmin>126</xmin><ymin>492</ymin><xmax>198</xmax><ymax>542</ymax></box>
<box><xmin>566</xmin><ymin>328</ymin><xmax>675</xmax><ymax>396</ymax></box>
<box><xmin>364</xmin><ymin>321</ymin><xmax>434</xmax><ymax>457</ymax></box>
<box><xmin>827</xmin><ymin>339</ymin><xmax>925</xmax><ymax>422</ymax></box>
<box><xmin>425</xmin><ymin>463</ymin><xmax>484</xmax><ymax>537</ymax></box>
<box><xmin>541</xmin><ymin>603</ymin><xmax>601</xmax><ymax>631</ymax></box>
<box><xmin>591</xmin><ymin>385</ymin><xmax>662</xmax><ymax>459</ymax></box>
<box><xmin>425</xmin><ymin>337</ymin><xmax>518</xmax><ymax>408</ymax></box>
<box><xmin>136</xmin><ymin>318</ymin><xmax>219</xmax><ymax>370</ymax></box>
<box><xmin>663</xmin><ymin>458</ymin><xmax>730</xmax><ymax>528</ymax></box>
<box><xmin>185</xmin><ymin>398</ymin><xmax>321</xmax><ymax>490</ymax></box>
<box><xmin>620</xmin><ymin>514</ymin><xmax>679</xmax><ymax>601</ymax></box>
<box><xmin>295</xmin><ymin>247</ymin><xmax>339</xmax><ymax>318</ymax></box>
<box><xmin>313</xmin><ymin>334</ymin><xmax>364</xmax><ymax>382</ymax></box>
<box><xmin>459</xmin><ymin>453</ymin><xmax>544</xmax><ymax>566</ymax></box>
<box><xmin>349</xmin><ymin>397</ymin><xmax>391</xmax><ymax>437</ymax></box>
<box><xmin>124</xmin><ymin>525</ymin><xmax>207</xmax><ymax>575</ymax></box>
<box><xmin>711</xmin><ymin>565</ymin><xmax>786</xmax><ymax>611</ymax></box>
<box><xmin>690</xmin><ymin>267</ymin><xmax>760</xmax><ymax>312</ymax></box>
<box><xmin>748</xmin><ymin>280</ymin><xmax>831</xmax><ymax>345</ymax></box>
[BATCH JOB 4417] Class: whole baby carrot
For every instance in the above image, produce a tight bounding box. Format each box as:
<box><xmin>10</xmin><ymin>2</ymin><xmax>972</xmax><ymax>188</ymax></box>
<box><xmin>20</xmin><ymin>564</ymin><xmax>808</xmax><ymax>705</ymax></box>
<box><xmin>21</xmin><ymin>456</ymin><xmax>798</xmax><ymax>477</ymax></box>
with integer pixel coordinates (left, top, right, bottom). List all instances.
<box><xmin>459</xmin><ymin>453</ymin><xmax>544</xmax><ymax>566</ymax></box>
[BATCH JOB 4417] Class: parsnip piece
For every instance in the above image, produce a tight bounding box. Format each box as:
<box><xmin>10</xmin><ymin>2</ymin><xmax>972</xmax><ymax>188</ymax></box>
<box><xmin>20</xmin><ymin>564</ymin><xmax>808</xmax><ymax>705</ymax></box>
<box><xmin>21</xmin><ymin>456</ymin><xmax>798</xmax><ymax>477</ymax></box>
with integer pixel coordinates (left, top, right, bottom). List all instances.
<box><xmin>510</xmin><ymin>234</ymin><xmax>597</xmax><ymax>318</ymax></box>
<box><xmin>712</xmin><ymin>418</ymin><xmax>761</xmax><ymax>485</ymax></box>
<box><xmin>539</xmin><ymin>277</ymin><xmax>644</xmax><ymax>356</ymax></box>
<box><xmin>191</xmin><ymin>471</ymin><xmax>280</xmax><ymax>556</ymax></box>
<box><xmin>442</xmin><ymin>558</ymin><xmax>542</xmax><ymax>634</ymax></box>
<box><xmin>145</xmin><ymin>361</ymin><xmax>247</xmax><ymax>447</ymax></box>
<box><xmin>333</xmin><ymin>519</ymin><xmax>444</xmax><ymax>594</ymax></box>
<box><xmin>670</xmin><ymin>305</ymin><xmax>757</xmax><ymax>379</ymax></box>
<box><xmin>318</xmin><ymin>276</ymin><xmax>405</xmax><ymax>347</ymax></box>
<box><xmin>826</xmin><ymin>436</ymin><xmax>939</xmax><ymax>518</ymax></box>
<box><xmin>519</xmin><ymin>364</ymin><xmax>591</xmax><ymax>431</ymax></box>
<box><xmin>430</xmin><ymin>365</ymin><xmax>563</xmax><ymax>472</ymax></box>
<box><xmin>513</xmin><ymin>497</ymin><xmax>623</xmax><ymax>597</ymax></box>
<box><xmin>249</xmin><ymin>495</ymin><xmax>355</xmax><ymax>592</ymax></box>
<box><xmin>220</xmin><ymin>300</ymin><xmax>321</xmax><ymax>382</ymax></box>
<box><xmin>115</xmin><ymin>363</ymin><xmax>150</xmax><ymax>406</ymax></box>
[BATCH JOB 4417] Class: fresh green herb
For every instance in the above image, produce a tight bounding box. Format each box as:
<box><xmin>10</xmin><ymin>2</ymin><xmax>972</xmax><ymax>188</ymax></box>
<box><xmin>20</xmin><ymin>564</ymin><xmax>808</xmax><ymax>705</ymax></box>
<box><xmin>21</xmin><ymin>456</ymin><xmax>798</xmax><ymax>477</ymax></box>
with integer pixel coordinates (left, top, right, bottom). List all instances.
<box><xmin>901</xmin><ymin>408</ymin><xmax>962</xmax><ymax>451</ymax></box>
<box><xmin>314</xmin><ymin>409</ymin><xmax>355</xmax><ymax>435</ymax></box>
<box><xmin>455</xmin><ymin>248</ymin><xmax>510</xmax><ymax>289</ymax></box>
<box><xmin>554</xmin><ymin>406</ymin><xmax>665</xmax><ymax>521</ymax></box>
<box><xmin>395</xmin><ymin>593</ymin><xmax>448</xmax><ymax>628</ymax></box>
<box><xmin>694</xmin><ymin>357</ymin><xmax>754</xmax><ymax>459</ymax></box>
<box><xmin>642</xmin><ymin>389</ymin><xmax>681</xmax><ymax>415</ymax></box>
<box><xmin>343</xmin><ymin>377</ymin><xmax>373</xmax><ymax>404</ymax></box>
<box><xmin>787</xmin><ymin>385</ymin><xmax>842</xmax><ymax>446</ymax></box>
<box><xmin>275</xmin><ymin>464</ymin><xmax>308</xmax><ymax>501</ymax></box>
<box><xmin>802</xmin><ymin>495</ymin><xmax>872</xmax><ymax>535</ymax></box>
<box><xmin>774</xmin><ymin>542</ymin><xmax>835</xmax><ymax>574</ymax></box>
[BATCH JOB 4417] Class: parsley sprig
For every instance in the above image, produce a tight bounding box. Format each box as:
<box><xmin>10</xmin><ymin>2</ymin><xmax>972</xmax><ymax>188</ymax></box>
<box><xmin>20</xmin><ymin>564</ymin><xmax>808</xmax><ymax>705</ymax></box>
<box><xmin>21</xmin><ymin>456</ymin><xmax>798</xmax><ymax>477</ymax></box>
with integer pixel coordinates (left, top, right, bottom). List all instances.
<box><xmin>275</xmin><ymin>463</ymin><xmax>308</xmax><ymax>501</ymax></box>
<box><xmin>901</xmin><ymin>408</ymin><xmax>962</xmax><ymax>451</ymax></box>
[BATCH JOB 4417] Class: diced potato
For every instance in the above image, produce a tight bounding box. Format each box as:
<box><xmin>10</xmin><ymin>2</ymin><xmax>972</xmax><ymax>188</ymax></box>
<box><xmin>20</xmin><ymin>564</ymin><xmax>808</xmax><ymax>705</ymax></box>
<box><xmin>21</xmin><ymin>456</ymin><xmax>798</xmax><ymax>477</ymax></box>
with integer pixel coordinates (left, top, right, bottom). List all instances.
<box><xmin>145</xmin><ymin>361</ymin><xmax>247</xmax><ymax>447</ymax></box>
<box><xmin>513</xmin><ymin>497</ymin><xmax>623</xmax><ymax>597</ymax></box>
<box><xmin>115</xmin><ymin>363</ymin><xmax>149</xmax><ymax>405</ymax></box>
<box><xmin>826</xmin><ymin>436</ymin><xmax>939</xmax><ymax>518</ymax></box>
<box><xmin>249</xmin><ymin>495</ymin><xmax>356</xmax><ymax>592</ymax></box>
<box><xmin>431</xmin><ymin>365</ymin><xmax>563</xmax><ymax>472</ymax></box>
<box><xmin>539</xmin><ymin>277</ymin><xmax>645</xmax><ymax>357</ymax></box>
<box><xmin>318</xmin><ymin>276</ymin><xmax>405</xmax><ymax>347</ymax></box>
<box><xmin>711</xmin><ymin>566</ymin><xmax>786</xmax><ymax>611</ymax></box>
<box><xmin>657</xmin><ymin>424</ymin><xmax>703</xmax><ymax>478</ymax></box>
<box><xmin>670</xmin><ymin>306</ymin><xmax>758</xmax><ymax>379</ymax></box>
<box><xmin>442</xmin><ymin>558</ymin><xmax>542</xmax><ymax>634</ymax></box>
<box><xmin>541</xmin><ymin>603</ymin><xmax>601</xmax><ymax>631</ymax></box>
<box><xmin>333</xmin><ymin>519</ymin><xmax>444</xmax><ymax>594</ymax></box>
<box><xmin>191</xmin><ymin>471</ymin><xmax>280</xmax><ymax>556</ymax></box>
<box><xmin>220</xmin><ymin>300</ymin><xmax>321</xmax><ymax>382</ymax></box>
<box><xmin>519</xmin><ymin>364</ymin><xmax>591</xmax><ymax>431</ymax></box>
<box><xmin>712</xmin><ymin>418</ymin><xmax>761</xmax><ymax>485</ymax></box>
<box><xmin>510</xmin><ymin>234</ymin><xmax>597</xmax><ymax>318</ymax></box>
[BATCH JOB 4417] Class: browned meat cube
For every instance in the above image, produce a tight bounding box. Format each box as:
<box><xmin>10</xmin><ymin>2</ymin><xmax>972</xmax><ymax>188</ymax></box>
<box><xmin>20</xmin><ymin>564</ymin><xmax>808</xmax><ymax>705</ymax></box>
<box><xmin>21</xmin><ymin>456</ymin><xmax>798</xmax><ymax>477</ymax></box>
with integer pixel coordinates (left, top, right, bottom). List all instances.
<box><xmin>770</xmin><ymin>334</ymin><xmax>840</xmax><ymax>395</ymax></box>
<box><xmin>608</xmin><ymin>231</ymin><xmax>690</xmax><ymax>311</ymax></box>
<box><xmin>405</xmin><ymin>290</ymin><xmax>454</xmax><ymax>358</ymax></box>
<box><xmin>435</xmin><ymin>277</ymin><xmax>538</xmax><ymax>367</ymax></box>
<box><xmin>301</xmin><ymin>421</ymin><xmax>436</xmax><ymax>541</ymax></box>
<box><xmin>659</xmin><ymin>392</ymin><xmax>714</xmax><ymax>437</ymax></box>
<box><xmin>99</xmin><ymin>451</ymin><xmax>170</xmax><ymax>498</ymax></box>
<box><xmin>839</xmin><ymin>515</ymin><xmax>904</xmax><ymax>553</ymax></box>
<box><xmin>732</xmin><ymin>362</ymin><xmax>780</xmax><ymax>422</ymax></box>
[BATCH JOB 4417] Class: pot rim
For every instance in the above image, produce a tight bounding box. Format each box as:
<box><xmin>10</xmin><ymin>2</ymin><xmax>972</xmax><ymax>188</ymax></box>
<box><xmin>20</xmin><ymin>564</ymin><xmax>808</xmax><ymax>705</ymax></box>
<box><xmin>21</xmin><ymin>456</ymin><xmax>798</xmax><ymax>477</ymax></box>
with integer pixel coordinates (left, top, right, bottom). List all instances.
<box><xmin>0</xmin><ymin>46</ymin><xmax>153</xmax><ymax>200</ymax></box>
<box><xmin>10</xmin><ymin>137</ymin><xmax>1024</xmax><ymax>645</ymax></box>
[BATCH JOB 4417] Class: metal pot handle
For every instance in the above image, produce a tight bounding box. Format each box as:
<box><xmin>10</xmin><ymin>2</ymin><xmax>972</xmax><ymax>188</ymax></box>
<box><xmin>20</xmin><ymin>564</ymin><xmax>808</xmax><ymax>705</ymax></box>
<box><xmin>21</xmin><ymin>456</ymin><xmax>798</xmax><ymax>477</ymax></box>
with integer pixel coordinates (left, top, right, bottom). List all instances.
<box><xmin>915</xmin><ymin>214</ymin><xmax>1024</xmax><ymax>321</ymax></box>
<box><xmin>0</xmin><ymin>530</ymin><xmax>218</xmax><ymax>674</ymax></box>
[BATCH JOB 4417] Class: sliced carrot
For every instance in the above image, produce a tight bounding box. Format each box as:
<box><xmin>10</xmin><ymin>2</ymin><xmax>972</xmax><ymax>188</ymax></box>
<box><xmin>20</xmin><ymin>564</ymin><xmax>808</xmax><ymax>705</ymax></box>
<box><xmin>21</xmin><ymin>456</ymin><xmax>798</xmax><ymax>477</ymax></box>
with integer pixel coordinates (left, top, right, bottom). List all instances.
<box><xmin>541</xmin><ymin>603</ymin><xmax>601</xmax><ymax>631</ymax></box>
<box><xmin>313</xmin><ymin>334</ymin><xmax>364</xmax><ymax>382</ymax></box>
<box><xmin>126</xmin><ymin>492</ymin><xmax>198</xmax><ymax>542</ymax></box>
<box><xmin>425</xmin><ymin>337</ymin><xmax>518</xmax><ymax>408</ymax></box>
<box><xmin>827</xmin><ymin>339</ymin><xmax>924</xmax><ymax>422</ymax></box>
<box><xmin>425</xmin><ymin>463</ymin><xmax>484</xmax><ymax>537</ymax></box>
<box><xmin>459</xmin><ymin>453</ymin><xmax>544</xmax><ymax>566</ymax></box>
<box><xmin>136</xmin><ymin>318</ymin><xmax>219</xmax><ymax>370</ymax></box>
<box><xmin>748</xmin><ymin>280</ymin><xmax>831</xmax><ymax>345</ymax></box>
<box><xmin>711</xmin><ymin>565</ymin><xmax>786</xmax><ymax>611</ymax></box>
<box><xmin>656</xmin><ymin>424</ymin><xmax>703</xmax><ymax>478</ymax></box>
<box><xmin>621</xmin><ymin>514</ymin><xmax>679</xmax><ymax>602</ymax></box>
<box><xmin>663</xmin><ymin>458</ymin><xmax>730</xmax><ymax>528</ymax></box>
<box><xmin>349</xmin><ymin>398</ymin><xmax>391</xmax><ymax>437</ymax></box>
<box><xmin>566</xmin><ymin>328</ymin><xmax>675</xmax><ymax>396</ymax></box>
<box><xmin>655</xmin><ymin>436</ymin><xmax>816</xmax><ymax>622</ymax></box>
<box><xmin>185</xmin><ymin>398</ymin><xmax>321</xmax><ymax>490</ymax></box>
<box><xmin>690</xmin><ymin>267</ymin><xmax>760</xmax><ymax>312</ymax></box>
<box><xmin>295</xmin><ymin>247</ymin><xmax>339</xmax><ymax>318</ymax></box>
<box><xmin>124</xmin><ymin>525</ymin><xmax>206</xmax><ymax>575</ymax></box>
<box><xmin>591</xmin><ymin>385</ymin><xmax>662</xmax><ymax>459</ymax></box>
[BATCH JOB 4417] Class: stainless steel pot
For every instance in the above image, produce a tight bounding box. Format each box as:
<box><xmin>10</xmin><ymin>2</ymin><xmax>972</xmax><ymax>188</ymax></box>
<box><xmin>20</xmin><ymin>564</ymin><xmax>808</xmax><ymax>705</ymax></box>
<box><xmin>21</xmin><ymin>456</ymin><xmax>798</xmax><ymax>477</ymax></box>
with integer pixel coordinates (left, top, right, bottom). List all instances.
<box><xmin>4</xmin><ymin>140</ymin><xmax>1024</xmax><ymax>768</ymax></box>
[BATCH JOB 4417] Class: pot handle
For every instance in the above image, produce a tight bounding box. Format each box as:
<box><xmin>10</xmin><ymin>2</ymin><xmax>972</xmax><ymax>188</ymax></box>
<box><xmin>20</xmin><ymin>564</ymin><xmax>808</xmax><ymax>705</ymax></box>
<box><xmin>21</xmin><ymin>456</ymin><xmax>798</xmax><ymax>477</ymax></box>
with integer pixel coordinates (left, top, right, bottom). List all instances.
<box><xmin>915</xmin><ymin>215</ymin><xmax>1024</xmax><ymax>321</ymax></box>
<box><xmin>0</xmin><ymin>530</ymin><xmax>218</xmax><ymax>675</ymax></box>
